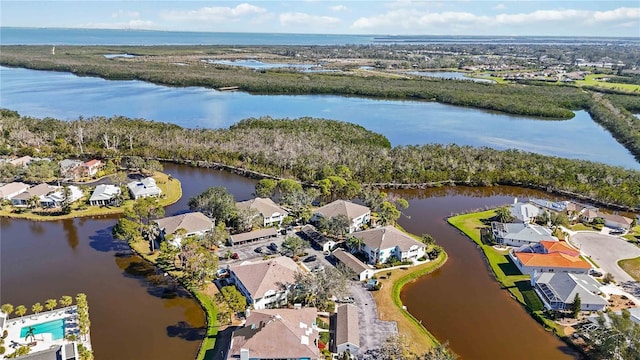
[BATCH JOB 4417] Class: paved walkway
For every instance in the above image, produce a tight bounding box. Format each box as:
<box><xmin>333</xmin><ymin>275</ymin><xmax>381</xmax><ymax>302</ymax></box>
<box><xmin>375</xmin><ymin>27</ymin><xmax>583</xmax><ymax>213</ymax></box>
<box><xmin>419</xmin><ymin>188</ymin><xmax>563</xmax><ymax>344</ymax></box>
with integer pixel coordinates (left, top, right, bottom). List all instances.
<box><xmin>349</xmin><ymin>282</ymin><xmax>398</xmax><ymax>354</ymax></box>
<box><xmin>570</xmin><ymin>232</ymin><xmax>640</xmax><ymax>283</ymax></box>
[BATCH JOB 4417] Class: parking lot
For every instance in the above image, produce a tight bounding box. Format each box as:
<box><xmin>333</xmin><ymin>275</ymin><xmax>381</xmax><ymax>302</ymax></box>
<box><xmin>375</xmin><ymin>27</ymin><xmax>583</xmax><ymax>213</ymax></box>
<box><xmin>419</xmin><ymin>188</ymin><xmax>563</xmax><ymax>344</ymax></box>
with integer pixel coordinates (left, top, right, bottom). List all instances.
<box><xmin>349</xmin><ymin>282</ymin><xmax>398</xmax><ymax>354</ymax></box>
<box><xmin>216</xmin><ymin>229</ymin><xmax>333</xmax><ymax>272</ymax></box>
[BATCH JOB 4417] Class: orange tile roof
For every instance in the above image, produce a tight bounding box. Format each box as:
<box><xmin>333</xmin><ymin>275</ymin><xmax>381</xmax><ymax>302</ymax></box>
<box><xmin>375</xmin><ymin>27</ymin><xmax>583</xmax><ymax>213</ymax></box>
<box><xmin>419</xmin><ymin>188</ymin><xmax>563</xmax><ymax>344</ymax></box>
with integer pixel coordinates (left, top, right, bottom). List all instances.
<box><xmin>515</xmin><ymin>252</ymin><xmax>591</xmax><ymax>269</ymax></box>
<box><xmin>540</xmin><ymin>241</ymin><xmax>580</xmax><ymax>257</ymax></box>
<box><xmin>83</xmin><ymin>159</ymin><xmax>101</xmax><ymax>167</ymax></box>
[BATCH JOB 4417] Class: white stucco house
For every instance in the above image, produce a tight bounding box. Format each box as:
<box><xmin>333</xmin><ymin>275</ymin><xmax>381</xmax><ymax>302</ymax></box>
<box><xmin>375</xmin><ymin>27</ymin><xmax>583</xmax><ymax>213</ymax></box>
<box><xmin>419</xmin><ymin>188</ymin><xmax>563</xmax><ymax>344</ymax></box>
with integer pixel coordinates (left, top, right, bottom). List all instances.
<box><xmin>228</xmin><ymin>256</ymin><xmax>299</xmax><ymax>310</ymax></box>
<box><xmin>332</xmin><ymin>249</ymin><xmax>374</xmax><ymax>281</ymax></box>
<box><xmin>491</xmin><ymin>222</ymin><xmax>558</xmax><ymax>247</ymax></box>
<box><xmin>532</xmin><ymin>272</ymin><xmax>608</xmax><ymax>312</ymax></box>
<box><xmin>127</xmin><ymin>177</ymin><xmax>162</xmax><ymax>200</ymax></box>
<box><xmin>352</xmin><ymin>225</ymin><xmax>426</xmax><ymax>265</ymax></box>
<box><xmin>89</xmin><ymin>184</ymin><xmax>121</xmax><ymax>206</ymax></box>
<box><xmin>235</xmin><ymin>197</ymin><xmax>288</xmax><ymax>227</ymax></box>
<box><xmin>510</xmin><ymin>200</ymin><xmax>542</xmax><ymax>223</ymax></box>
<box><xmin>510</xmin><ymin>241</ymin><xmax>591</xmax><ymax>276</ymax></box>
<box><xmin>311</xmin><ymin>200</ymin><xmax>370</xmax><ymax>234</ymax></box>
<box><xmin>39</xmin><ymin>185</ymin><xmax>83</xmax><ymax>208</ymax></box>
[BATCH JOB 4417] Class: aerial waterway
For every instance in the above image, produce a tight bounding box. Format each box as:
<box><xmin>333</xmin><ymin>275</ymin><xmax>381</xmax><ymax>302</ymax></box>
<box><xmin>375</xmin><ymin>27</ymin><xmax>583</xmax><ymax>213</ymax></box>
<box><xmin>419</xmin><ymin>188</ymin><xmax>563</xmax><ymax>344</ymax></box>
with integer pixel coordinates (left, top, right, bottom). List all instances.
<box><xmin>1</xmin><ymin>163</ymin><xmax>579</xmax><ymax>359</ymax></box>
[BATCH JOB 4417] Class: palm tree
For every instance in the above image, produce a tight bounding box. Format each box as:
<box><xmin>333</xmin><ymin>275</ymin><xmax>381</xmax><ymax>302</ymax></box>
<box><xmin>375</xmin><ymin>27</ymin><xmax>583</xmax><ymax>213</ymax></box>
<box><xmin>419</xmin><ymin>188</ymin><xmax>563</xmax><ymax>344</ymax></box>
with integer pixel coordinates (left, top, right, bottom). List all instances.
<box><xmin>59</xmin><ymin>295</ymin><xmax>73</xmax><ymax>309</ymax></box>
<box><xmin>24</xmin><ymin>326</ymin><xmax>36</xmax><ymax>343</ymax></box>
<box><xmin>45</xmin><ymin>299</ymin><xmax>57</xmax><ymax>314</ymax></box>
<box><xmin>32</xmin><ymin>302</ymin><xmax>43</xmax><ymax>316</ymax></box>
<box><xmin>15</xmin><ymin>305</ymin><xmax>27</xmax><ymax>320</ymax></box>
<box><xmin>1</xmin><ymin>303</ymin><xmax>14</xmax><ymax>317</ymax></box>
<box><xmin>346</xmin><ymin>236</ymin><xmax>364</xmax><ymax>253</ymax></box>
<box><xmin>29</xmin><ymin>195</ymin><xmax>40</xmax><ymax>210</ymax></box>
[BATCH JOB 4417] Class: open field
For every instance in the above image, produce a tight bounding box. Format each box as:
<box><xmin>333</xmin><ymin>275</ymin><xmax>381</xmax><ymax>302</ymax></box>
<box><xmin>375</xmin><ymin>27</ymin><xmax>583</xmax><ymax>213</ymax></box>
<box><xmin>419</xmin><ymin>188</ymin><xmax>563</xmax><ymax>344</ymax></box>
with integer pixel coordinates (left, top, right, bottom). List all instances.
<box><xmin>575</xmin><ymin>74</ymin><xmax>640</xmax><ymax>93</ymax></box>
<box><xmin>0</xmin><ymin>171</ymin><xmax>182</xmax><ymax>221</ymax></box>
<box><xmin>618</xmin><ymin>256</ymin><xmax>640</xmax><ymax>282</ymax></box>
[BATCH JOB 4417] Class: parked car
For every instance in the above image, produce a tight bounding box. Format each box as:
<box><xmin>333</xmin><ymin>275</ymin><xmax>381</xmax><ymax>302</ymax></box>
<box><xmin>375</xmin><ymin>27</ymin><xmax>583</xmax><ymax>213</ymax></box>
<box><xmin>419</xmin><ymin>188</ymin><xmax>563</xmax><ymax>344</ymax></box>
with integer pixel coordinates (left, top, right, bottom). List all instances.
<box><xmin>231</xmin><ymin>253</ymin><xmax>239</xmax><ymax>260</ymax></box>
<box><xmin>254</xmin><ymin>246</ymin><xmax>263</xmax><ymax>253</ymax></box>
<box><xmin>268</xmin><ymin>242</ymin><xmax>278</xmax><ymax>251</ymax></box>
<box><xmin>303</xmin><ymin>255</ymin><xmax>317</xmax><ymax>263</ymax></box>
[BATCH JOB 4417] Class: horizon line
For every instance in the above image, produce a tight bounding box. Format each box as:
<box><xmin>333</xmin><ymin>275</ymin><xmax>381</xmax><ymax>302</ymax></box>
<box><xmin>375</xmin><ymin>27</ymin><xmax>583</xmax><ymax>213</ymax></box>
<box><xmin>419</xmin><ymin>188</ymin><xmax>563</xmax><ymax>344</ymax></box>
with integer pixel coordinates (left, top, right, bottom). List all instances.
<box><xmin>2</xmin><ymin>26</ymin><xmax>639</xmax><ymax>40</ymax></box>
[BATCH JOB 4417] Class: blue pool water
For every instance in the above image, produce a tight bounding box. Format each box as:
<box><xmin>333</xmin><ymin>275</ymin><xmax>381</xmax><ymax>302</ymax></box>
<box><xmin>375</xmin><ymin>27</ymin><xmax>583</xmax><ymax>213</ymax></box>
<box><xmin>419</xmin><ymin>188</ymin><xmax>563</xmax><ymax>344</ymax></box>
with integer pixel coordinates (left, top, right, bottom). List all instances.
<box><xmin>20</xmin><ymin>319</ymin><xmax>65</xmax><ymax>341</ymax></box>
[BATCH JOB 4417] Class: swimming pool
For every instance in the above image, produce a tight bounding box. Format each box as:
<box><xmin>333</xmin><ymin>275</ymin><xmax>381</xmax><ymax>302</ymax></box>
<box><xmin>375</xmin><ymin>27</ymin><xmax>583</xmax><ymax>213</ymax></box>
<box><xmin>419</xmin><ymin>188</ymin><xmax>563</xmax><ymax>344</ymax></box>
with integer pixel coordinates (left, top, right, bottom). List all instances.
<box><xmin>20</xmin><ymin>318</ymin><xmax>65</xmax><ymax>341</ymax></box>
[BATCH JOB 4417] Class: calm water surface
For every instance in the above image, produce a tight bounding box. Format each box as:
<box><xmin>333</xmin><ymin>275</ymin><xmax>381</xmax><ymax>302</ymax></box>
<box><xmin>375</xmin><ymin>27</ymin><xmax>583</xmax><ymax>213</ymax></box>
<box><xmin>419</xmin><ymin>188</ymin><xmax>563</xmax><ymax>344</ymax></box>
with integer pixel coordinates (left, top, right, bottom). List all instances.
<box><xmin>2</xmin><ymin>164</ymin><xmax>579</xmax><ymax>359</ymax></box>
<box><xmin>1</xmin><ymin>66</ymin><xmax>637</xmax><ymax>169</ymax></box>
<box><xmin>408</xmin><ymin>71</ymin><xmax>496</xmax><ymax>83</ymax></box>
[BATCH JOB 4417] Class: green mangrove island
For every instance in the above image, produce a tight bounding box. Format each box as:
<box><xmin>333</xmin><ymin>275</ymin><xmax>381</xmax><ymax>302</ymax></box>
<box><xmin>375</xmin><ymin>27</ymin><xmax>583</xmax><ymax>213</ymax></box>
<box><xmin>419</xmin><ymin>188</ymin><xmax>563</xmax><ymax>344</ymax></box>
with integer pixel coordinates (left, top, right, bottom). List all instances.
<box><xmin>1</xmin><ymin>109</ymin><xmax>639</xmax><ymax>210</ymax></box>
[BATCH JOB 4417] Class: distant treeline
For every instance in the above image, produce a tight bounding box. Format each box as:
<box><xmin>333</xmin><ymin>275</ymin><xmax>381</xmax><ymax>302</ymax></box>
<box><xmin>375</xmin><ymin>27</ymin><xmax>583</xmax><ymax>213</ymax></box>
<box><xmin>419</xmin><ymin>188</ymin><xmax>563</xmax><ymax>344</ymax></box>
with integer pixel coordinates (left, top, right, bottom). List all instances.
<box><xmin>1</xmin><ymin>110</ymin><xmax>639</xmax><ymax>210</ymax></box>
<box><xmin>0</xmin><ymin>45</ymin><xmax>589</xmax><ymax>119</ymax></box>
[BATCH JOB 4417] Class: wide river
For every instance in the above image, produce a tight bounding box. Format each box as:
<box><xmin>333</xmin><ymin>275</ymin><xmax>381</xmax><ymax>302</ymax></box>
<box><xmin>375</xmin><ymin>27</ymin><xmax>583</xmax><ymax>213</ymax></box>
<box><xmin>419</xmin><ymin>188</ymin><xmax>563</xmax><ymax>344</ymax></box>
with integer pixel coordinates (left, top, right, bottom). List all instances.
<box><xmin>1</xmin><ymin>66</ymin><xmax>638</xmax><ymax>170</ymax></box>
<box><xmin>1</xmin><ymin>163</ymin><xmax>579</xmax><ymax>360</ymax></box>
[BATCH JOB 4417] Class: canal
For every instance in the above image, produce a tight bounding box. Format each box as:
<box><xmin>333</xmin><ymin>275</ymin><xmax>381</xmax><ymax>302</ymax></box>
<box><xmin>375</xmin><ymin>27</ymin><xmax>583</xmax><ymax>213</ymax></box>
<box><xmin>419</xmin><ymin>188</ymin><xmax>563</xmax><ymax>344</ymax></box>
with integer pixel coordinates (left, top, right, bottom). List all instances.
<box><xmin>1</xmin><ymin>163</ymin><xmax>579</xmax><ymax>359</ymax></box>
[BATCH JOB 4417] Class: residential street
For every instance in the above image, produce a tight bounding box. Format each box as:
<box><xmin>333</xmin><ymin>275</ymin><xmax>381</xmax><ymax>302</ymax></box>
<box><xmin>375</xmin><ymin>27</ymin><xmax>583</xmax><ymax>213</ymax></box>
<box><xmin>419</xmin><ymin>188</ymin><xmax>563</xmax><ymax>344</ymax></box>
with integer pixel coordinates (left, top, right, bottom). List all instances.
<box><xmin>570</xmin><ymin>232</ymin><xmax>640</xmax><ymax>283</ymax></box>
<box><xmin>348</xmin><ymin>282</ymin><xmax>398</xmax><ymax>354</ymax></box>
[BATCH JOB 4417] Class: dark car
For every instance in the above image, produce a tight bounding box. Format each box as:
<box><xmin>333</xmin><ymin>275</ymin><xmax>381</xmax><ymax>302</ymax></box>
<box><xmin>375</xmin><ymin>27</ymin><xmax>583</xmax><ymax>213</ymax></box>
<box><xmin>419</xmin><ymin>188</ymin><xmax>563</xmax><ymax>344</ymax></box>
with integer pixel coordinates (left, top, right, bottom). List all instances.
<box><xmin>254</xmin><ymin>246</ymin><xmax>263</xmax><ymax>253</ymax></box>
<box><xmin>268</xmin><ymin>242</ymin><xmax>278</xmax><ymax>251</ymax></box>
<box><xmin>303</xmin><ymin>255</ymin><xmax>317</xmax><ymax>263</ymax></box>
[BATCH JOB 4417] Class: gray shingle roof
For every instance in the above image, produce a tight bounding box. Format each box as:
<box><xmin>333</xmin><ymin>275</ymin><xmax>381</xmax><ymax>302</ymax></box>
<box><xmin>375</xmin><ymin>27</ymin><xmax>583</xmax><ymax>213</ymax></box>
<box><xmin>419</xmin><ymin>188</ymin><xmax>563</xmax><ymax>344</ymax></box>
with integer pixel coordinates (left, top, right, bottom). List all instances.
<box><xmin>230</xmin><ymin>256</ymin><xmax>299</xmax><ymax>299</ymax></box>
<box><xmin>493</xmin><ymin>222</ymin><xmax>557</xmax><ymax>243</ymax></box>
<box><xmin>353</xmin><ymin>225</ymin><xmax>424</xmax><ymax>251</ymax></box>
<box><xmin>236</xmin><ymin>197</ymin><xmax>288</xmax><ymax>218</ymax></box>
<box><xmin>229</xmin><ymin>228</ymin><xmax>278</xmax><ymax>244</ymax></box>
<box><xmin>335</xmin><ymin>304</ymin><xmax>360</xmax><ymax>348</ymax></box>
<box><xmin>332</xmin><ymin>249</ymin><xmax>371</xmax><ymax>275</ymax></box>
<box><xmin>314</xmin><ymin>200</ymin><xmax>370</xmax><ymax>220</ymax></box>
<box><xmin>154</xmin><ymin>212</ymin><xmax>213</xmax><ymax>236</ymax></box>
<box><xmin>229</xmin><ymin>308</ymin><xmax>319</xmax><ymax>359</ymax></box>
<box><xmin>535</xmin><ymin>272</ymin><xmax>608</xmax><ymax>307</ymax></box>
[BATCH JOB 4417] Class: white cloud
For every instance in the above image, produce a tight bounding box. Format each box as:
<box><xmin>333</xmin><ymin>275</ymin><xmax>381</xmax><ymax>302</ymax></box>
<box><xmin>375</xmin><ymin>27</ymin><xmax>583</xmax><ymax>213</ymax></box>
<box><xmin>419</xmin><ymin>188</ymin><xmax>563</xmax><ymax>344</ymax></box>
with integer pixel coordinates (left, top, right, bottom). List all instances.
<box><xmin>492</xmin><ymin>4</ymin><xmax>506</xmax><ymax>11</ymax></box>
<box><xmin>329</xmin><ymin>5</ymin><xmax>348</xmax><ymax>12</ymax></box>
<box><xmin>79</xmin><ymin>20</ymin><xmax>154</xmax><ymax>30</ymax></box>
<box><xmin>279</xmin><ymin>12</ymin><xmax>340</xmax><ymax>27</ymax></box>
<box><xmin>351</xmin><ymin>6</ymin><xmax>639</xmax><ymax>33</ymax></box>
<box><xmin>160</xmin><ymin>3</ymin><xmax>267</xmax><ymax>22</ymax></box>
<box><xmin>111</xmin><ymin>10</ymin><xmax>140</xmax><ymax>19</ymax></box>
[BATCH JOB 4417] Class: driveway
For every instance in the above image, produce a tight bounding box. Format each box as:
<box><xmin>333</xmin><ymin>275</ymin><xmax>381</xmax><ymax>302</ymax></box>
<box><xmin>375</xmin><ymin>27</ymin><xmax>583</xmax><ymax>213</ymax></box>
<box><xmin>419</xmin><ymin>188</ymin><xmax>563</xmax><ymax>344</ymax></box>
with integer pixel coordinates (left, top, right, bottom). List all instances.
<box><xmin>349</xmin><ymin>282</ymin><xmax>398</xmax><ymax>354</ymax></box>
<box><xmin>571</xmin><ymin>232</ymin><xmax>640</xmax><ymax>283</ymax></box>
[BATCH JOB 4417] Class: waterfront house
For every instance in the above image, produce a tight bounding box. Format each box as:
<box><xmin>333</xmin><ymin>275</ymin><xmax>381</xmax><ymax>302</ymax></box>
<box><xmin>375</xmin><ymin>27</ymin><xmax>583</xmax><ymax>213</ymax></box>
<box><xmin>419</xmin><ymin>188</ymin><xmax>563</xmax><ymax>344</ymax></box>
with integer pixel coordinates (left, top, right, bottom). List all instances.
<box><xmin>331</xmin><ymin>304</ymin><xmax>360</xmax><ymax>355</ymax></box>
<box><xmin>565</xmin><ymin>201</ymin><xmax>599</xmax><ymax>223</ymax></box>
<box><xmin>11</xmin><ymin>183</ymin><xmax>59</xmax><ymax>207</ymax></box>
<box><xmin>510</xmin><ymin>241</ymin><xmax>591</xmax><ymax>276</ymax></box>
<box><xmin>227</xmin><ymin>307</ymin><xmax>319</xmax><ymax>360</ymax></box>
<box><xmin>311</xmin><ymin>200</ymin><xmax>370</xmax><ymax>234</ymax></box>
<box><xmin>0</xmin><ymin>182</ymin><xmax>29</xmax><ymax>200</ymax></box>
<box><xmin>510</xmin><ymin>200</ymin><xmax>542</xmax><ymax>223</ymax></box>
<box><xmin>39</xmin><ymin>185</ymin><xmax>83</xmax><ymax>208</ymax></box>
<box><xmin>332</xmin><ymin>249</ymin><xmax>374</xmax><ymax>281</ymax></box>
<box><xmin>532</xmin><ymin>272</ymin><xmax>607</xmax><ymax>311</ymax></box>
<box><xmin>228</xmin><ymin>256</ymin><xmax>299</xmax><ymax>310</ymax></box>
<box><xmin>529</xmin><ymin>198</ymin><xmax>567</xmax><ymax>213</ymax></box>
<box><xmin>491</xmin><ymin>222</ymin><xmax>558</xmax><ymax>247</ymax></box>
<box><xmin>89</xmin><ymin>184</ymin><xmax>121</xmax><ymax>206</ymax></box>
<box><xmin>353</xmin><ymin>225</ymin><xmax>426</xmax><ymax>265</ymax></box>
<box><xmin>154</xmin><ymin>212</ymin><xmax>214</xmax><ymax>247</ymax></box>
<box><xmin>59</xmin><ymin>159</ymin><xmax>83</xmax><ymax>180</ymax></box>
<box><xmin>228</xmin><ymin>228</ymin><xmax>278</xmax><ymax>246</ymax></box>
<box><xmin>235</xmin><ymin>197</ymin><xmax>288</xmax><ymax>227</ymax></box>
<box><xmin>127</xmin><ymin>177</ymin><xmax>162</xmax><ymax>200</ymax></box>
<box><xmin>599</xmin><ymin>213</ymin><xmax>634</xmax><ymax>231</ymax></box>
<box><xmin>80</xmin><ymin>159</ymin><xmax>102</xmax><ymax>177</ymax></box>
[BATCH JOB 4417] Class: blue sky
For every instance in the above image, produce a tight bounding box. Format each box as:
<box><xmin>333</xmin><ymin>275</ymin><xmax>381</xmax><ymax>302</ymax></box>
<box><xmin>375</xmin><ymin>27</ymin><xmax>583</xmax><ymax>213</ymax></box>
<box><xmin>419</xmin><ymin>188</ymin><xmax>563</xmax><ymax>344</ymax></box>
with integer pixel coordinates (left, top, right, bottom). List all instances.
<box><xmin>2</xmin><ymin>1</ymin><xmax>639</xmax><ymax>36</ymax></box>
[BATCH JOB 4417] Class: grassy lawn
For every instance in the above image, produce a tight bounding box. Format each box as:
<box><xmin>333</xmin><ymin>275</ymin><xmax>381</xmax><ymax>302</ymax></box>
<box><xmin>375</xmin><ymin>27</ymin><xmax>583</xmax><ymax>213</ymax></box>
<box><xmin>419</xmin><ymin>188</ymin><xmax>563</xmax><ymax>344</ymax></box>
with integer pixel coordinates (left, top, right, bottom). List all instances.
<box><xmin>623</xmin><ymin>225</ymin><xmax>640</xmax><ymax>241</ymax></box>
<box><xmin>569</xmin><ymin>223</ymin><xmax>597</xmax><ymax>231</ymax></box>
<box><xmin>575</xmin><ymin>74</ymin><xmax>640</xmax><ymax>93</ymax></box>
<box><xmin>448</xmin><ymin>211</ymin><xmax>544</xmax><ymax>311</ymax></box>
<box><xmin>0</xmin><ymin>171</ymin><xmax>182</xmax><ymax>221</ymax></box>
<box><xmin>370</xmin><ymin>252</ymin><xmax>447</xmax><ymax>355</ymax></box>
<box><xmin>619</xmin><ymin>256</ymin><xmax>640</xmax><ymax>282</ymax></box>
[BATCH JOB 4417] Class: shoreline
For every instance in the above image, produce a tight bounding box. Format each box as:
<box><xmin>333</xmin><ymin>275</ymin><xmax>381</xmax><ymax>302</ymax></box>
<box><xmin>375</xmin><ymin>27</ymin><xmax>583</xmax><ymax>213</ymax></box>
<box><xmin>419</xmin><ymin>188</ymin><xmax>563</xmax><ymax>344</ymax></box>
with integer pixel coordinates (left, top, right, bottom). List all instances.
<box><xmin>0</xmin><ymin>171</ymin><xmax>182</xmax><ymax>221</ymax></box>
<box><xmin>447</xmin><ymin>209</ymin><xmax>588</xmax><ymax>358</ymax></box>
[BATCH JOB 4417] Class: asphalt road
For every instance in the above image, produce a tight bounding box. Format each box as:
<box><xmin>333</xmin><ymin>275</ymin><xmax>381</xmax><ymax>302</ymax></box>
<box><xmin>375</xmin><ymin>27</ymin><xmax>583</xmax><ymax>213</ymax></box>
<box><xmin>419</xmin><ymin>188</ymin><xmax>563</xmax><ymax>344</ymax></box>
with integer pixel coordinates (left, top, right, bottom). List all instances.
<box><xmin>571</xmin><ymin>232</ymin><xmax>640</xmax><ymax>283</ymax></box>
<box><xmin>349</xmin><ymin>282</ymin><xmax>398</xmax><ymax>354</ymax></box>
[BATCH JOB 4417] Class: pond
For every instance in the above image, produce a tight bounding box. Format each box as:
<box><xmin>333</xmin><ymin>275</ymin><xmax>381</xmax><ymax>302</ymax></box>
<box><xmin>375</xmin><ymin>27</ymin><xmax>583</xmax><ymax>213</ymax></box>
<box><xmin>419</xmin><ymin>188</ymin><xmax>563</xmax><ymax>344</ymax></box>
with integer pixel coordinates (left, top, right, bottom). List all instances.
<box><xmin>408</xmin><ymin>71</ymin><xmax>496</xmax><ymax>84</ymax></box>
